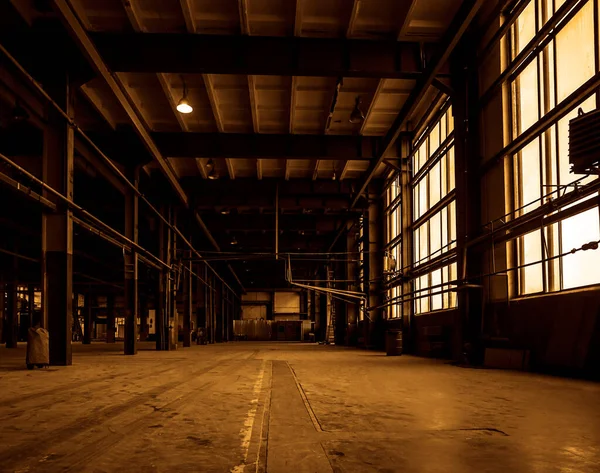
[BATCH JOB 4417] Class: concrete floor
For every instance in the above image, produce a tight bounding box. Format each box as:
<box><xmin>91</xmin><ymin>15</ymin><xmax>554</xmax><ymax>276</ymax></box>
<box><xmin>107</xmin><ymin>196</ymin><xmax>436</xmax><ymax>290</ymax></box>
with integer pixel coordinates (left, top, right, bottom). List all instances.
<box><xmin>0</xmin><ymin>342</ymin><xmax>599</xmax><ymax>473</ymax></box>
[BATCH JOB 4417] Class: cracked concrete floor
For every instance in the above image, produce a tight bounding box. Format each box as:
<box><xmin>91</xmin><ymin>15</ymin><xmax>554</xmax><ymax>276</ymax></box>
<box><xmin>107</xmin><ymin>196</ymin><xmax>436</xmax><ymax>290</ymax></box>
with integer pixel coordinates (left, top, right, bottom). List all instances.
<box><xmin>0</xmin><ymin>342</ymin><xmax>599</xmax><ymax>472</ymax></box>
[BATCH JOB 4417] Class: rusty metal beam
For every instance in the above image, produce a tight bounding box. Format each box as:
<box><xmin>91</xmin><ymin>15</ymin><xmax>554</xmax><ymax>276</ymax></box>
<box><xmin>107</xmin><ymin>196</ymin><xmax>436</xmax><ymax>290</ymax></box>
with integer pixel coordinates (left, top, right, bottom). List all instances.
<box><xmin>89</xmin><ymin>32</ymin><xmax>439</xmax><ymax>79</ymax></box>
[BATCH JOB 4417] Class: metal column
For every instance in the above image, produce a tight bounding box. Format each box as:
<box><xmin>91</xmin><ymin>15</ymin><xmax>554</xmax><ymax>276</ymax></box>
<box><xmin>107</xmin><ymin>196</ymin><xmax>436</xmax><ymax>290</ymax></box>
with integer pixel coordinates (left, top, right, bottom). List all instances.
<box><xmin>83</xmin><ymin>292</ymin><xmax>93</xmax><ymax>344</ymax></box>
<box><xmin>124</xmin><ymin>169</ymin><xmax>139</xmax><ymax>355</ymax></box>
<box><xmin>183</xmin><ymin>251</ymin><xmax>192</xmax><ymax>347</ymax></box>
<box><xmin>41</xmin><ymin>72</ymin><xmax>74</xmax><ymax>365</ymax></box>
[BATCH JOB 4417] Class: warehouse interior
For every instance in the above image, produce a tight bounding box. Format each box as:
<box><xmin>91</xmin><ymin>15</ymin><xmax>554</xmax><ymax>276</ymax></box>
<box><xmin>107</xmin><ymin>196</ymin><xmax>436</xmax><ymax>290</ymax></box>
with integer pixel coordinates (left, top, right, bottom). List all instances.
<box><xmin>1</xmin><ymin>0</ymin><xmax>600</xmax><ymax>471</ymax></box>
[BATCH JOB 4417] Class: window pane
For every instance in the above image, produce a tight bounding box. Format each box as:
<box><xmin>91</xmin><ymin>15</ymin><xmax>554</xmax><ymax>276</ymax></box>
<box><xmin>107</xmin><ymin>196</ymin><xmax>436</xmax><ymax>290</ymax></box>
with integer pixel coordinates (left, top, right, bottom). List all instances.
<box><xmin>514</xmin><ymin>0</ymin><xmax>536</xmax><ymax>57</ymax></box>
<box><xmin>448</xmin><ymin>201</ymin><xmax>457</xmax><ymax>249</ymax></box>
<box><xmin>449</xmin><ymin>263</ymin><xmax>457</xmax><ymax>307</ymax></box>
<box><xmin>518</xmin><ymin>139</ymin><xmax>542</xmax><ymax>213</ymax></box>
<box><xmin>442</xmin><ymin>265</ymin><xmax>450</xmax><ymax>308</ymax></box>
<box><xmin>419</xmin><ymin>177</ymin><xmax>428</xmax><ymax>218</ymax></box>
<box><xmin>555</xmin><ymin>2</ymin><xmax>595</xmax><ymax>103</ymax></box>
<box><xmin>430</xmin><ymin>211</ymin><xmax>442</xmax><ymax>257</ymax></box>
<box><xmin>430</xmin><ymin>161</ymin><xmax>441</xmax><ymax>208</ymax></box>
<box><xmin>420</xmin><ymin>275</ymin><xmax>430</xmax><ymax>313</ymax></box>
<box><xmin>447</xmin><ymin>147</ymin><xmax>455</xmax><ymax>191</ymax></box>
<box><xmin>513</xmin><ymin>60</ymin><xmax>540</xmax><ymax>135</ymax></box>
<box><xmin>431</xmin><ymin>269</ymin><xmax>442</xmax><ymax>311</ymax></box>
<box><xmin>419</xmin><ymin>222</ymin><xmax>429</xmax><ymax>263</ymax></box>
<box><xmin>430</xmin><ymin>122</ymin><xmax>440</xmax><ymax>156</ymax></box>
<box><xmin>561</xmin><ymin>207</ymin><xmax>600</xmax><ymax>289</ymax></box>
<box><xmin>522</xmin><ymin>230</ymin><xmax>544</xmax><ymax>294</ymax></box>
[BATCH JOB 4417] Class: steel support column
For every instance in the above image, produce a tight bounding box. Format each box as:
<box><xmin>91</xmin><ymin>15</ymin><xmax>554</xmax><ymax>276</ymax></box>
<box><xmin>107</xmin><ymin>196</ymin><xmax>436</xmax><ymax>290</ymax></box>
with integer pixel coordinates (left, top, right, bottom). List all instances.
<box><xmin>4</xmin><ymin>281</ymin><xmax>18</xmax><ymax>348</ymax></box>
<box><xmin>182</xmin><ymin>251</ymin><xmax>192</xmax><ymax>347</ymax></box>
<box><xmin>41</xmin><ymin>72</ymin><xmax>74</xmax><ymax>365</ymax></box>
<box><xmin>156</xmin><ymin>206</ymin><xmax>168</xmax><ymax>351</ymax></box>
<box><xmin>168</xmin><ymin>208</ymin><xmax>177</xmax><ymax>350</ymax></box>
<box><xmin>83</xmin><ymin>292</ymin><xmax>93</xmax><ymax>344</ymax></box>
<box><xmin>0</xmin><ymin>281</ymin><xmax>4</xmax><ymax>344</ymax></box>
<box><xmin>106</xmin><ymin>294</ymin><xmax>116</xmax><ymax>343</ymax></box>
<box><xmin>451</xmin><ymin>33</ymin><xmax>484</xmax><ymax>363</ymax></box>
<box><xmin>123</xmin><ymin>168</ymin><xmax>139</xmax><ymax>355</ymax></box>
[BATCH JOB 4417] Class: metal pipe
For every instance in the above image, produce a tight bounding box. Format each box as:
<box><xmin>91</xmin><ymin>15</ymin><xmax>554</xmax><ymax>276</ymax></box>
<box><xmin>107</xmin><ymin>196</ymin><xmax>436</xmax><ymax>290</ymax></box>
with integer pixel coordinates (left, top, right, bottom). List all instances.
<box><xmin>0</xmin><ymin>41</ymin><xmax>239</xmax><ymax>295</ymax></box>
<box><xmin>0</xmin><ymin>151</ymin><xmax>168</xmax><ymax>270</ymax></box>
<box><xmin>0</xmin><ymin>247</ymin><xmax>38</xmax><ymax>263</ymax></box>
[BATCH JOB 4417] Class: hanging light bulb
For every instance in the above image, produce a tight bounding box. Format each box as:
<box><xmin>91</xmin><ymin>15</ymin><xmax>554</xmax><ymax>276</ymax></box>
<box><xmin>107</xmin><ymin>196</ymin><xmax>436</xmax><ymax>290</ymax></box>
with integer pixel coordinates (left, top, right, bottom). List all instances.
<box><xmin>206</xmin><ymin>158</ymin><xmax>214</xmax><ymax>170</ymax></box>
<box><xmin>176</xmin><ymin>76</ymin><xmax>193</xmax><ymax>114</ymax></box>
<box><xmin>230</xmin><ymin>235</ymin><xmax>238</xmax><ymax>245</ymax></box>
<box><xmin>349</xmin><ymin>96</ymin><xmax>365</xmax><ymax>124</ymax></box>
<box><xmin>208</xmin><ymin>168</ymin><xmax>219</xmax><ymax>180</ymax></box>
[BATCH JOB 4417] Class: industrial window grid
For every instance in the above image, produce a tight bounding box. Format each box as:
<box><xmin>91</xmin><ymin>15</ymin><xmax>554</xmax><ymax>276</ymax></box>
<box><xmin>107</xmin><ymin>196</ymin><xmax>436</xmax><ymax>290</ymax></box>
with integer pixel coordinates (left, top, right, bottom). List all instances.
<box><xmin>410</xmin><ymin>101</ymin><xmax>458</xmax><ymax>315</ymax></box>
<box><xmin>505</xmin><ymin>0</ymin><xmax>600</xmax><ymax>295</ymax></box>
<box><xmin>383</xmin><ymin>173</ymin><xmax>402</xmax><ymax>319</ymax></box>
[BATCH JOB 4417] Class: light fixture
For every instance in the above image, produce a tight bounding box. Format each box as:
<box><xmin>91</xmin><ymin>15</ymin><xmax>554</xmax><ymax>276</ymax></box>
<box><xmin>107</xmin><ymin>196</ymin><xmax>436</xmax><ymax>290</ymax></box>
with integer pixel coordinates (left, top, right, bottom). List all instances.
<box><xmin>332</xmin><ymin>163</ymin><xmax>337</xmax><ymax>181</ymax></box>
<box><xmin>206</xmin><ymin>158</ymin><xmax>214</xmax><ymax>170</ymax></box>
<box><xmin>230</xmin><ymin>236</ymin><xmax>238</xmax><ymax>245</ymax></box>
<box><xmin>349</xmin><ymin>96</ymin><xmax>365</xmax><ymax>124</ymax></box>
<box><xmin>208</xmin><ymin>168</ymin><xmax>219</xmax><ymax>180</ymax></box>
<box><xmin>176</xmin><ymin>76</ymin><xmax>193</xmax><ymax>114</ymax></box>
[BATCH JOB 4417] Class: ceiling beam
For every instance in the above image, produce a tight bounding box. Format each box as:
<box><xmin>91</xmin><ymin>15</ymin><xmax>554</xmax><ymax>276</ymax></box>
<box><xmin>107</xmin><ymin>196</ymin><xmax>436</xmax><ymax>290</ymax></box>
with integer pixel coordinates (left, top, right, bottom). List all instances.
<box><xmin>80</xmin><ymin>83</ymin><xmax>117</xmax><ymax>130</ymax></box>
<box><xmin>203</xmin><ymin>73</ymin><xmax>236</xmax><ymax>180</ymax></box>
<box><xmin>54</xmin><ymin>0</ymin><xmax>187</xmax><ymax>206</ymax></box>
<box><xmin>340</xmin><ymin>161</ymin><xmax>350</xmax><ymax>181</ymax></box>
<box><xmin>312</xmin><ymin>160</ymin><xmax>320</xmax><ymax>180</ymax></box>
<box><xmin>153</xmin><ymin>132</ymin><xmax>381</xmax><ymax>160</ymax></box>
<box><xmin>256</xmin><ymin>159</ymin><xmax>262</xmax><ymax>180</ymax></box>
<box><xmin>180</xmin><ymin>0</ymin><xmax>196</xmax><ymax>33</ymax></box>
<box><xmin>90</xmin><ymin>33</ymin><xmax>441</xmax><ymax>79</ymax></box>
<box><xmin>226</xmin><ymin>158</ymin><xmax>236</xmax><ymax>180</ymax></box>
<box><xmin>360</xmin><ymin>79</ymin><xmax>384</xmax><ymax>135</ymax></box>
<box><xmin>196</xmin><ymin>158</ymin><xmax>208</xmax><ymax>179</ymax></box>
<box><xmin>54</xmin><ymin>0</ymin><xmax>244</xmax><ymax>290</ymax></box>
<box><xmin>238</xmin><ymin>0</ymin><xmax>251</xmax><ymax>35</ymax></box>
<box><xmin>247</xmin><ymin>75</ymin><xmax>259</xmax><ymax>132</ymax></box>
<box><xmin>289</xmin><ymin>76</ymin><xmax>297</xmax><ymax>133</ymax></box>
<box><xmin>350</xmin><ymin>0</ymin><xmax>485</xmax><ymax>208</ymax></box>
<box><xmin>294</xmin><ymin>0</ymin><xmax>303</xmax><ymax>36</ymax></box>
<box><xmin>347</xmin><ymin>0</ymin><xmax>360</xmax><ymax>37</ymax></box>
<box><xmin>284</xmin><ymin>160</ymin><xmax>291</xmax><ymax>180</ymax></box>
<box><xmin>121</xmin><ymin>0</ymin><xmax>144</xmax><ymax>32</ymax></box>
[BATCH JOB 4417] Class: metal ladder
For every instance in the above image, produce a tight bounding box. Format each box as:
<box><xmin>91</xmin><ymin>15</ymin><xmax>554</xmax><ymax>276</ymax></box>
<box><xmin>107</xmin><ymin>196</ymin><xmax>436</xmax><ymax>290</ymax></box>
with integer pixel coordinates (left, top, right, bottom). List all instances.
<box><xmin>326</xmin><ymin>269</ymin><xmax>336</xmax><ymax>344</ymax></box>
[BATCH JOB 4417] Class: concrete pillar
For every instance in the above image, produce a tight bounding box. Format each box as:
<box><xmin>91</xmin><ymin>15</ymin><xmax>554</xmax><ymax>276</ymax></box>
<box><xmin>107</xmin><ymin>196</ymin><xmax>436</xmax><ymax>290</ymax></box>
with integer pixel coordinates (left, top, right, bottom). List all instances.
<box><xmin>41</xmin><ymin>73</ymin><xmax>74</xmax><ymax>365</ymax></box>
<box><xmin>4</xmin><ymin>282</ymin><xmax>18</xmax><ymax>348</ymax></box>
<box><xmin>106</xmin><ymin>294</ymin><xmax>116</xmax><ymax>343</ymax></box>
<box><xmin>182</xmin><ymin>251</ymin><xmax>192</xmax><ymax>347</ymax></box>
<box><xmin>83</xmin><ymin>292</ymin><xmax>93</xmax><ymax>344</ymax></box>
<box><xmin>123</xmin><ymin>169</ymin><xmax>139</xmax><ymax>355</ymax></box>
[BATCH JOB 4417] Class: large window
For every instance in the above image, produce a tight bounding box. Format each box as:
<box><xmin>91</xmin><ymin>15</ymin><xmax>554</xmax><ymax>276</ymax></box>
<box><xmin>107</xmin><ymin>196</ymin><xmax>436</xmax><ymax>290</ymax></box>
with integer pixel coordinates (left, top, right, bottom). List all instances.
<box><xmin>384</xmin><ymin>175</ymin><xmax>402</xmax><ymax>318</ymax></box>
<box><xmin>411</xmin><ymin>104</ymin><xmax>457</xmax><ymax>315</ymax></box>
<box><xmin>509</xmin><ymin>0</ymin><xmax>600</xmax><ymax>294</ymax></box>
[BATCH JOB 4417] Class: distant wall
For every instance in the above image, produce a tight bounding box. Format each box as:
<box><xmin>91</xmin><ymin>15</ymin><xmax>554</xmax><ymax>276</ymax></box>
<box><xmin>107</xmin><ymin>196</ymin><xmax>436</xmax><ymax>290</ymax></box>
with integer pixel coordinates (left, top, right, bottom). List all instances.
<box><xmin>273</xmin><ymin>292</ymin><xmax>300</xmax><ymax>314</ymax></box>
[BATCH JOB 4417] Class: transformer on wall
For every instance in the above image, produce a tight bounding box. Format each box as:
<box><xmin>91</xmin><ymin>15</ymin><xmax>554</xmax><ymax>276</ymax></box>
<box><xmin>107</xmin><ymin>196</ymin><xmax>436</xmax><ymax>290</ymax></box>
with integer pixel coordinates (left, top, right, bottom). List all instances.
<box><xmin>569</xmin><ymin>108</ymin><xmax>600</xmax><ymax>175</ymax></box>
